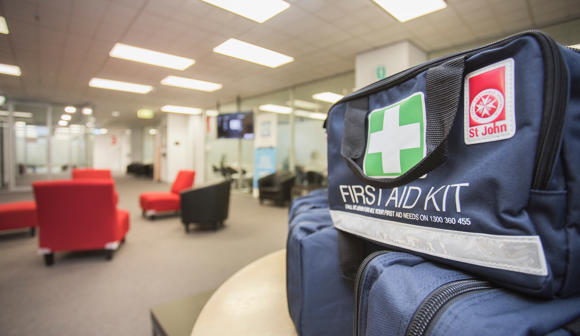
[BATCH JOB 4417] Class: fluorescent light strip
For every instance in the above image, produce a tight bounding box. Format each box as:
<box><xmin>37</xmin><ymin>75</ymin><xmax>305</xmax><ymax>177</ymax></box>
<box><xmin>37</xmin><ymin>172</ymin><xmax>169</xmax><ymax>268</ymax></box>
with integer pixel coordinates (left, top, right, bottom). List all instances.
<box><xmin>312</xmin><ymin>92</ymin><xmax>344</xmax><ymax>104</ymax></box>
<box><xmin>82</xmin><ymin>107</ymin><xmax>93</xmax><ymax>115</ymax></box>
<box><xmin>213</xmin><ymin>38</ymin><xmax>294</xmax><ymax>68</ymax></box>
<box><xmin>287</xmin><ymin>99</ymin><xmax>320</xmax><ymax>110</ymax></box>
<box><xmin>64</xmin><ymin>106</ymin><xmax>77</xmax><ymax>113</ymax></box>
<box><xmin>294</xmin><ymin>110</ymin><xmax>327</xmax><ymax>120</ymax></box>
<box><xmin>58</xmin><ymin>120</ymin><xmax>68</xmax><ymax>126</ymax></box>
<box><xmin>206</xmin><ymin>110</ymin><xmax>219</xmax><ymax>117</ymax></box>
<box><xmin>161</xmin><ymin>76</ymin><xmax>222</xmax><ymax>92</ymax></box>
<box><xmin>259</xmin><ymin>104</ymin><xmax>292</xmax><ymax>114</ymax></box>
<box><xmin>570</xmin><ymin>44</ymin><xmax>580</xmax><ymax>49</ymax></box>
<box><xmin>61</xmin><ymin>114</ymin><xmax>72</xmax><ymax>121</ymax></box>
<box><xmin>0</xmin><ymin>16</ymin><xmax>9</xmax><ymax>34</ymax></box>
<box><xmin>201</xmin><ymin>0</ymin><xmax>289</xmax><ymax>23</ymax></box>
<box><xmin>373</xmin><ymin>0</ymin><xmax>447</xmax><ymax>22</ymax></box>
<box><xmin>0</xmin><ymin>111</ymin><xmax>34</xmax><ymax>118</ymax></box>
<box><xmin>89</xmin><ymin>78</ymin><xmax>153</xmax><ymax>94</ymax></box>
<box><xmin>0</xmin><ymin>63</ymin><xmax>21</xmax><ymax>76</ymax></box>
<box><xmin>110</xmin><ymin>43</ymin><xmax>195</xmax><ymax>70</ymax></box>
<box><xmin>161</xmin><ymin>105</ymin><xmax>202</xmax><ymax>115</ymax></box>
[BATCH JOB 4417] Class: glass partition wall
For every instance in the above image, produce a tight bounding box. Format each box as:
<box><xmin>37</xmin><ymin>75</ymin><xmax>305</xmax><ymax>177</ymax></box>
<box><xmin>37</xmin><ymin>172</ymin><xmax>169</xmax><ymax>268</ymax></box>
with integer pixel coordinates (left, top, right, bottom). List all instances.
<box><xmin>1</xmin><ymin>101</ymin><xmax>90</xmax><ymax>191</ymax></box>
<box><xmin>205</xmin><ymin>71</ymin><xmax>354</xmax><ymax>193</ymax></box>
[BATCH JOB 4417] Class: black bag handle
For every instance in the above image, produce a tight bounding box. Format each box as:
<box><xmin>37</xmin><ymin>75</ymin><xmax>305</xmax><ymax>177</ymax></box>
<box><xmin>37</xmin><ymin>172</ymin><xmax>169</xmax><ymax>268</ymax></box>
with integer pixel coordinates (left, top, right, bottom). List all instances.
<box><xmin>340</xmin><ymin>56</ymin><xmax>465</xmax><ymax>189</ymax></box>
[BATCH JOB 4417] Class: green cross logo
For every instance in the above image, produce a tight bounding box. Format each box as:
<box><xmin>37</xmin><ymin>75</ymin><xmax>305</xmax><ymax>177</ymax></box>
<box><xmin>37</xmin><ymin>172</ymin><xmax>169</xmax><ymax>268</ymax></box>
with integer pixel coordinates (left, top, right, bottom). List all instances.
<box><xmin>363</xmin><ymin>92</ymin><xmax>426</xmax><ymax>177</ymax></box>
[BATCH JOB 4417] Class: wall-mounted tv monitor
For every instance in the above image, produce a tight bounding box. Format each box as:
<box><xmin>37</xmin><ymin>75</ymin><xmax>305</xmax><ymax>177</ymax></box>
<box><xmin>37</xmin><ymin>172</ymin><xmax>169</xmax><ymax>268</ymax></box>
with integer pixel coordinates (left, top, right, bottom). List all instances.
<box><xmin>217</xmin><ymin>111</ymin><xmax>254</xmax><ymax>139</ymax></box>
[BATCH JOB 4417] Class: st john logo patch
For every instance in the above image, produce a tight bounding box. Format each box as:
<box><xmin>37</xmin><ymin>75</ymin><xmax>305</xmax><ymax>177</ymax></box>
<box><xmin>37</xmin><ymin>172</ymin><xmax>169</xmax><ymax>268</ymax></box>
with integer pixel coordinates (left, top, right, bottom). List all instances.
<box><xmin>464</xmin><ymin>58</ymin><xmax>515</xmax><ymax>145</ymax></box>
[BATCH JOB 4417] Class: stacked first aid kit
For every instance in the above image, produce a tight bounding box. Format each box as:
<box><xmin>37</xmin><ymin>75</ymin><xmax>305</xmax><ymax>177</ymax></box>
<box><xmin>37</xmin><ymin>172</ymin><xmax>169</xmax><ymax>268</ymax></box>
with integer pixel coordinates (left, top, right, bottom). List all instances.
<box><xmin>286</xmin><ymin>31</ymin><xmax>580</xmax><ymax>336</ymax></box>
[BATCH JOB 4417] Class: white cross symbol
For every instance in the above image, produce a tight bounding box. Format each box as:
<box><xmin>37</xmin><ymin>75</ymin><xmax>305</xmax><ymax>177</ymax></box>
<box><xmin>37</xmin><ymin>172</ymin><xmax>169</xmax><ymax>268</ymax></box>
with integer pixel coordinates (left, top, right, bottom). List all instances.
<box><xmin>367</xmin><ymin>105</ymin><xmax>421</xmax><ymax>174</ymax></box>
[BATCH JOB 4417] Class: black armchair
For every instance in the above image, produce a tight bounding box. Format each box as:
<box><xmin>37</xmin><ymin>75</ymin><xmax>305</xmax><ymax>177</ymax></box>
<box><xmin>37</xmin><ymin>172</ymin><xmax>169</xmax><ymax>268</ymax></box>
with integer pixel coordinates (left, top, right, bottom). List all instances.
<box><xmin>258</xmin><ymin>172</ymin><xmax>296</xmax><ymax>206</ymax></box>
<box><xmin>180</xmin><ymin>180</ymin><xmax>232</xmax><ymax>232</ymax></box>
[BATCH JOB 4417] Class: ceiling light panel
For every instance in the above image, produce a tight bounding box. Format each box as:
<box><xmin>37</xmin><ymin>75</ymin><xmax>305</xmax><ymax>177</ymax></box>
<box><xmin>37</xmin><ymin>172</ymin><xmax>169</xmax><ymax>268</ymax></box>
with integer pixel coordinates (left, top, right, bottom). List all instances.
<box><xmin>0</xmin><ymin>16</ymin><xmax>9</xmax><ymax>34</ymax></box>
<box><xmin>89</xmin><ymin>78</ymin><xmax>153</xmax><ymax>94</ymax></box>
<box><xmin>64</xmin><ymin>106</ymin><xmax>77</xmax><ymax>113</ymax></box>
<box><xmin>570</xmin><ymin>44</ymin><xmax>580</xmax><ymax>49</ymax></box>
<box><xmin>82</xmin><ymin>107</ymin><xmax>93</xmax><ymax>115</ymax></box>
<box><xmin>0</xmin><ymin>111</ymin><xmax>33</xmax><ymax>118</ymax></box>
<box><xmin>373</xmin><ymin>0</ymin><xmax>447</xmax><ymax>22</ymax></box>
<box><xmin>295</xmin><ymin>110</ymin><xmax>327</xmax><ymax>120</ymax></box>
<box><xmin>161</xmin><ymin>105</ymin><xmax>202</xmax><ymax>115</ymax></box>
<box><xmin>109</xmin><ymin>43</ymin><xmax>195</xmax><ymax>70</ymax></box>
<box><xmin>201</xmin><ymin>0</ymin><xmax>289</xmax><ymax>23</ymax></box>
<box><xmin>206</xmin><ymin>110</ymin><xmax>219</xmax><ymax>117</ymax></box>
<box><xmin>259</xmin><ymin>104</ymin><xmax>292</xmax><ymax>114</ymax></box>
<box><xmin>0</xmin><ymin>63</ymin><xmax>21</xmax><ymax>76</ymax></box>
<box><xmin>61</xmin><ymin>114</ymin><xmax>72</xmax><ymax>121</ymax></box>
<box><xmin>288</xmin><ymin>99</ymin><xmax>321</xmax><ymax>110</ymax></box>
<box><xmin>161</xmin><ymin>76</ymin><xmax>223</xmax><ymax>92</ymax></box>
<box><xmin>312</xmin><ymin>92</ymin><xmax>344</xmax><ymax>104</ymax></box>
<box><xmin>213</xmin><ymin>38</ymin><xmax>294</xmax><ymax>68</ymax></box>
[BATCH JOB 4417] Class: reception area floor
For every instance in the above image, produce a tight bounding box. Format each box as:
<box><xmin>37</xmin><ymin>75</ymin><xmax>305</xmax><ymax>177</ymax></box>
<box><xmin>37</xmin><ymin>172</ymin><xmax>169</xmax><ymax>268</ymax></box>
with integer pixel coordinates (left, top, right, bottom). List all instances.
<box><xmin>0</xmin><ymin>176</ymin><xmax>289</xmax><ymax>335</ymax></box>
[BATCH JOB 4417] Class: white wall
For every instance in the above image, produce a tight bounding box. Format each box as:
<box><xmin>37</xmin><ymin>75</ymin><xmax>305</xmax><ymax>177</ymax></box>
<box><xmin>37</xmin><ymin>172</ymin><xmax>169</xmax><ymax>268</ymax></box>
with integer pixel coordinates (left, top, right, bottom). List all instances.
<box><xmin>166</xmin><ymin>113</ymin><xmax>190</xmax><ymax>183</ymax></box>
<box><xmin>92</xmin><ymin>130</ymin><xmax>130</xmax><ymax>176</ymax></box>
<box><xmin>165</xmin><ymin>113</ymin><xmax>205</xmax><ymax>185</ymax></box>
<box><xmin>143</xmin><ymin>130</ymin><xmax>155</xmax><ymax>163</ymax></box>
<box><xmin>130</xmin><ymin>128</ymin><xmax>143</xmax><ymax>163</ymax></box>
<box><xmin>191</xmin><ymin>115</ymin><xmax>205</xmax><ymax>184</ymax></box>
<box><xmin>355</xmin><ymin>41</ymin><xmax>427</xmax><ymax>90</ymax></box>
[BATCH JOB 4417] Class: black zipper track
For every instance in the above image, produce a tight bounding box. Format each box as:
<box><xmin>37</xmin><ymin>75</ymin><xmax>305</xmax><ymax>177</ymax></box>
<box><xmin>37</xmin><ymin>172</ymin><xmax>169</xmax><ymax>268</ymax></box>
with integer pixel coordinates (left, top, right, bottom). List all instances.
<box><xmin>353</xmin><ymin>251</ymin><xmax>390</xmax><ymax>336</ymax></box>
<box><xmin>530</xmin><ymin>34</ymin><xmax>567</xmax><ymax>189</ymax></box>
<box><xmin>405</xmin><ymin>279</ymin><xmax>492</xmax><ymax>336</ymax></box>
<box><xmin>328</xmin><ymin>30</ymin><xmax>566</xmax><ymax>191</ymax></box>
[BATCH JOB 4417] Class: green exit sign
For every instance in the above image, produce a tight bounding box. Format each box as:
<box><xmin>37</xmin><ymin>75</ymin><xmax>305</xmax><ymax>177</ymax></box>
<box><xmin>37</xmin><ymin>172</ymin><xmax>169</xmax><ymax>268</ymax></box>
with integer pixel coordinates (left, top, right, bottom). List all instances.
<box><xmin>376</xmin><ymin>65</ymin><xmax>386</xmax><ymax>79</ymax></box>
<box><xmin>137</xmin><ymin>108</ymin><xmax>154</xmax><ymax>119</ymax></box>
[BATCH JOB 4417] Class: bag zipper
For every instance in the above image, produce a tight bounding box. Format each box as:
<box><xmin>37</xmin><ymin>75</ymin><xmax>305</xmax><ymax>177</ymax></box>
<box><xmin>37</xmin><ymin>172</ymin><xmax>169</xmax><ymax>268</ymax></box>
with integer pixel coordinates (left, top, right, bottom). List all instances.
<box><xmin>353</xmin><ymin>251</ymin><xmax>390</xmax><ymax>336</ymax></box>
<box><xmin>529</xmin><ymin>33</ymin><xmax>567</xmax><ymax>189</ymax></box>
<box><xmin>405</xmin><ymin>279</ymin><xmax>492</xmax><ymax>336</ymax></box>
<box><xmin>328</xmin><ymin>30</ymin><xmax>567</xmax><ymax>190</ymax></box>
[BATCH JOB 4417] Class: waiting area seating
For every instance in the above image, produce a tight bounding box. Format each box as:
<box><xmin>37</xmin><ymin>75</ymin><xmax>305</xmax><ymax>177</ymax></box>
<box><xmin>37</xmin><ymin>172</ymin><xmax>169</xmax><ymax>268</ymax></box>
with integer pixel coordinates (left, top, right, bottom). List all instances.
<box><xmin>33</xmin><ymin>180</ymin><xmax>130</xmax><ymax>266</ymax></box>
<box><xmin>72</xmin><ymin>168</ymin><xmax>113</xmax><ymax>180</ymax></box>
<box><xmin>127</xmin><ymin>162</ymin><xmax>154</xmax><ymax>179</ymax></box>
<box><xmin>0</xmin><ymin>201</ymin><xmax>37</xmax><ymax>237</ymax></box>
<box><xmin>258</xmin><ymin>171</ymin><xmax>296</xmax><ymax>206</ymax></box>
<box><xmin>140</xmin><ymin>170</ymin><xmax>195</xmax><ymax>219</ymax></box>
<box><xmin>180</xmin><ymin>180</ymin><xmax>232</xmax><ymax>232</ymax></box>
<box><xmin>71</xmin><ymin>168</ymin><xmax>118</xmax><ymax>203</ymax></box>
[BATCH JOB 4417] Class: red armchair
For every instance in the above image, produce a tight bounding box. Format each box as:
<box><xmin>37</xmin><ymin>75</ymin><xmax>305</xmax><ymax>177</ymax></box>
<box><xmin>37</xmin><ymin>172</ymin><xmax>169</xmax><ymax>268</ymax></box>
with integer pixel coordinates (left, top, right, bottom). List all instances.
<box><xmin>0</xmin><ymin>201</ymin><xmax>37</xmax><ymax>236</ymax></box>
<box><xmin>33</xmin><ymin>180</ymin><xmax>130</xmax><ymax>266</ymax></box>
<box><xmin>139</xmin><ymin>170</ymin><xmax>195</xmax><ymax>219</ymax></box>
<box><xmin>72</xmin><ymin>168</ymin><xmax>112</xmax><ymax>180</ymax></box>
<box><xmin>72</xmin><ymin>168</ymin><xmax>118</xmax><ymax>203</ymax></box>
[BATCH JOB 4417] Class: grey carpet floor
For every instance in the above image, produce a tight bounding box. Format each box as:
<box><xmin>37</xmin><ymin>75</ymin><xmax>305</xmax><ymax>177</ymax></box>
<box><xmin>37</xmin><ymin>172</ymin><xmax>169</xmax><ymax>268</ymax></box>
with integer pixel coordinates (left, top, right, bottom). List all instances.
<box><xmin>0</xmin><ymin>177</ymin><xmax>289</xmax><ymax>336</ymax></box>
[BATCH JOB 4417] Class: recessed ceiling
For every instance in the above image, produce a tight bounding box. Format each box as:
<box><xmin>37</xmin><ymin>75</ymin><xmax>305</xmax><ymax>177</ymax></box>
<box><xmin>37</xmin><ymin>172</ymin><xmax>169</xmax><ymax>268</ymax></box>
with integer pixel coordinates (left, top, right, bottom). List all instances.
<box><xmin>0</xmin><ymin>0</ymin><xmax>579</xmax><ymax>128</ymax></box>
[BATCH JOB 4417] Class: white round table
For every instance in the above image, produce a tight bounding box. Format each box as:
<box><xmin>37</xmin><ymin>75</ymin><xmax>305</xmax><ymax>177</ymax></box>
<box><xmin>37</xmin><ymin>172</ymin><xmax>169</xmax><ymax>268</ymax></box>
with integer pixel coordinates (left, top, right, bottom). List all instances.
<box><xmin>191</xmin><ymin>249</ymin><xmax>297</xmax><ymax>336</ymax></box>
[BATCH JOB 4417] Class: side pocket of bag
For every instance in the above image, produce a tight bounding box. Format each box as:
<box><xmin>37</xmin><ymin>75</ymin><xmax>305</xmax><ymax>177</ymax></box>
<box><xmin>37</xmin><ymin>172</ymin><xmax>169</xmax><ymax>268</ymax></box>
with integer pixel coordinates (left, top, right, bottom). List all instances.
<box><xmin>527</xmin><ymin>189</ymin><xmax>568</xmax><ymax>296</ymax></box>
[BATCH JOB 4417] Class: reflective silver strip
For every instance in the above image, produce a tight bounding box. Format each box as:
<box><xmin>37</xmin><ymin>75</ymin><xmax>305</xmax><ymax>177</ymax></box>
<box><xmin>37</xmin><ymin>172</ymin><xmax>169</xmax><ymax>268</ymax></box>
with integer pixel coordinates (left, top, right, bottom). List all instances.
<box><xmin>330</xmin><ymin>210</ymin><xmax>548</xmax><ymax>276</ymax></box>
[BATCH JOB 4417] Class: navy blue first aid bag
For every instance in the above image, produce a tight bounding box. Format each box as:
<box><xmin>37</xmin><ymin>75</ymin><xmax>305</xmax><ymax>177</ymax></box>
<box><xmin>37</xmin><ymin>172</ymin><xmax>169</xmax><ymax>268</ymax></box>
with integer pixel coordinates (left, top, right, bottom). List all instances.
<box><xmin>325</xmin><ymin>31</ymin><xmax>580</xmax><ymax>298</ymax></box>
<box><xmin>286</xmin><ymin>193</ymin><xmax>353</xmax><ymax>336</ymax></box>
<box><xmin>355</xmin><ymin>252</ymin><xmax>580</xmax><ymax>336</ymax></box>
